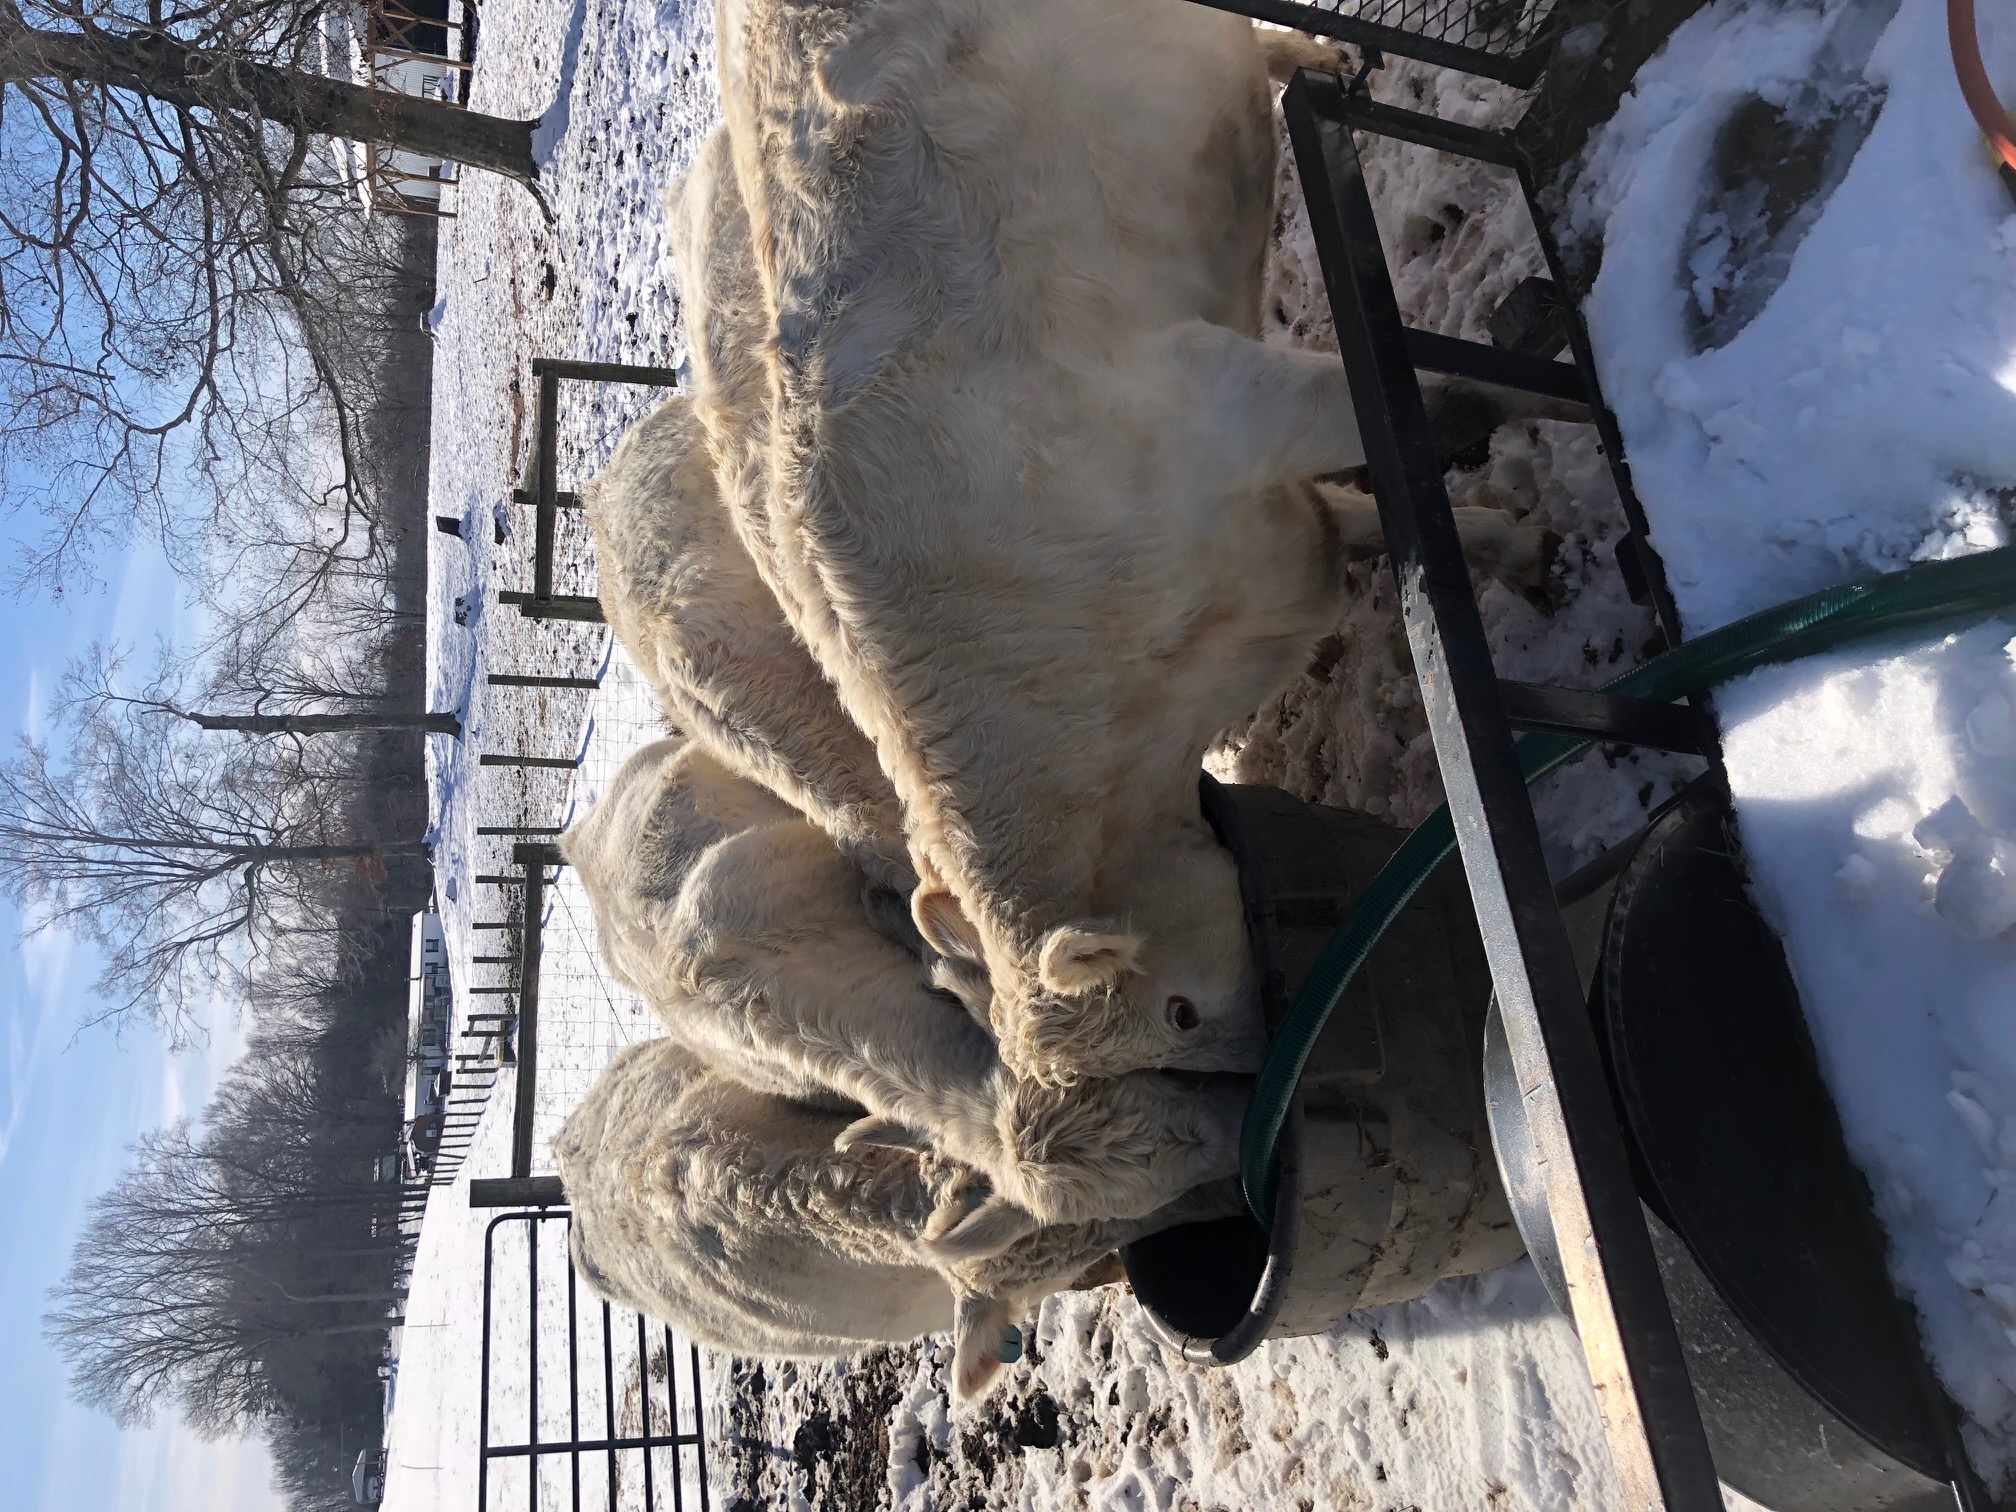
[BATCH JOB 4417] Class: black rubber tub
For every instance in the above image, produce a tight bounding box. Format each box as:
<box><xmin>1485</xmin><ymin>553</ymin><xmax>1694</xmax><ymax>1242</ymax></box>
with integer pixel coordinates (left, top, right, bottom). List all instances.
<box><xmin>1123</xmin><ymin>774</ymin><xmax>1967</xmax><ymax>1511</ymax></box>
<box><xmin>1486</xmin><ymin>774</ymin><xmax>1959</xmax><ymax>1512</ymax></box>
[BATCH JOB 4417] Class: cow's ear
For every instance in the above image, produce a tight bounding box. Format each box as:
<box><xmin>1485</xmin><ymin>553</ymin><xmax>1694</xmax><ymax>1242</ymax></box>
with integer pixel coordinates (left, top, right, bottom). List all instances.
<box><xmin>949</xmin><ymin>1294</ymin><xmax>1020</xmax><ymax>1402</ymax></box>
<box><xmin>1037</xmin><ymin>923</ymin><xmax>1143</xmax><ymax>994</ymax></box>
<box><xmin>914</xmin><ymin>886</ymin><xmax>984</xmax><ymax>963</ymax></box>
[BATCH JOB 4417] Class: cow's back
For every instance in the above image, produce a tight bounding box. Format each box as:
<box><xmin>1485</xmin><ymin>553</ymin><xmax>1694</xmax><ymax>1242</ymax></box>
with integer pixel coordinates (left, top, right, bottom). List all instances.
<box><xmin>583</xmin><ymin>386</ymin><xmax>912</xmax><ymax>890</ymax></box>
<box><xmin>555</xmin><ymin>1038</ymin><xmax>954</xmax><ymax>1354</ymax></box>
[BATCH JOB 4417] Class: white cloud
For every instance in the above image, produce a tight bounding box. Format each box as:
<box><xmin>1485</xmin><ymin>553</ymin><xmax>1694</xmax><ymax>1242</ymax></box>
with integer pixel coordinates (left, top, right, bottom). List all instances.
<box><xmin>0</xmin><ymin>919</ymin><xmax>76</xmax><ymax>1171</ymax></box>
<box><xmin>105</xmin><ymin>539</ymin><xmax>182</xmax><ymax>662</ymax></box>
<box><xmin>20</xmin><ymin>664</ymin><xmax>47</xmax><ymax>743</ymax></box>
<box><xmin>157</xmin><ymin>1009</ymin><xmax>249</xmax><ymax>1131</ymax></box>
<box><xmin>108</xmin><ymin>1418</ymin><xmax>284</xmax><ymax>1512</ymax></box>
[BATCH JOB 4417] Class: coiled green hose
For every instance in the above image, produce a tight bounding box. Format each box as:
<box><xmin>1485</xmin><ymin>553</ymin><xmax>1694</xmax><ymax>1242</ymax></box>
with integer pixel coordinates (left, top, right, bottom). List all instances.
<box><xmin>1241</xmin><ymin>544</ymin><xmax>2016</xmax><ymax>1222</ymax></box>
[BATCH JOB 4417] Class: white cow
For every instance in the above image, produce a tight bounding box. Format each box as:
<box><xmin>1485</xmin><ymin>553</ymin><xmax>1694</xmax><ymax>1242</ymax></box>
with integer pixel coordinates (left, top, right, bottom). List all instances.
<box><xmin>554</xmin><ymin>1036</ymin><xmax>1240</xmax><ymax>1399</ymax></box>
<box><xmin>583</xmin><ymin>390</ymin><xmax>913</xmax><ymax>894</ymax></box>
<box><xmin>562</xmin><ymin>738</ymin><xmax>1249</xmax><ymax>1244</ymax></box>
<box><xmin>710</xmin><ymin>0</ymin><xmax>1551</xmax><ymax>1085</ymax></box>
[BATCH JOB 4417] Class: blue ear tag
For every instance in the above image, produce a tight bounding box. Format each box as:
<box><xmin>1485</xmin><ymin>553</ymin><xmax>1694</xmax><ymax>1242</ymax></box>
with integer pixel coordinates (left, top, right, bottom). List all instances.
<box><xmin>995</xmin><ymin>1325</ymin><xmax>1024</xmax><ymax>1363</ymax></box>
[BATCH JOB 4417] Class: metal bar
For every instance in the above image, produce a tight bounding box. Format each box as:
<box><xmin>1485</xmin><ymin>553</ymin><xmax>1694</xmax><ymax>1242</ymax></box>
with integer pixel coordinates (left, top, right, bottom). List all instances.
<box><xmin>514</xmin><ymin>841</ymin><xmax>567</xmax><ymax>868</ymax></box>
<box><xmin>1512</xmin><ymin>156</ymin><xmax>1689</xmax><ymax>648</ymax></box>
<box><xmin>473</xmin><ymin>954</ymin><xmax>519</xmax><ymax>964</ymax></box>
<box><xmin>469</xmin><ymin>986</ymin><xmax>517</xmax><ymax>995</ymax></box>
<box><xmin>470</xmin><ymin>1176</ymin><xmax>567</xmax><ymax>1209</ymax></box>
<box><xmin>487</xmin><ymin>674</ymin><xmax>601</xmax><ymax>690</ymax></box>
<box><xmin>568</xmin><ymin>1224</ymin><xmax>582</xmax><ymax>1512</ymax></box>
<box><xmin>666</xmin><ymin>1324</ymin><xmax>684</xmax><ymax>1512</ymax></box>
<box><xmin>690</xmin><ymin>1342</ymin><xmax>710</xmax><ymax>1512</ymax></box>
<box><xmin>1284</xmin><ymin>69</ymin><xmax>1720</xmax><ymax>1512</ymax></box>
<box><xmin>511</xmin><ymin>862</ymin><xmax>546</xmax><ymax>1179</ymax></box>
<box><xmin>637</xmin><ymin>1312</ymin><xmax>656</xmax><ymax>1512</ymax></box>
<box><xmin>473</xmin><ymin>920</ymin><xmax>517</xmax><ymax>929</ymax></box>
<box><xmin>528</xmin><ymin>1211</ymin><xmax>540</xmax><ymax>1501</ymax></box>
<box><xmin>1498</xmin><ymin>681</ymin><xmax>1706</xmax><ymax>754</ymax></box>
<box><xmin>476</xmin><ymin>875</ymin><xmax>527</xmax><ymax>885</ymax></box>
<box><xmin>480</xmin><ymin>753</ymin><xmax>581</xmax><ymax>769</ymax></box>
<box><xmin>531</xmin><ymin>358</ymin><xmax>683</xmax><ymax>386</ymax></box>
<box><xmin>478</xmin><ymin>824</ymin><xmax>565</xmax><ymax>837</ymax></box>
<box><xmin>499</xmin><ymin>590</ymin><xmax>607</xmax><ymax>623</ymax></box>
<box><xmin>482</xmin><ymin>1434</ymin><xmax>707</xmax><ymax>1459</ymax></box>
<box><xmin>476</xmin><ymin>1216</ymin><xmax>507</xmax><ymax>1511</ymax></box>
<box><xmin>1336</xmin><ymin>89</ymin><xmax>1524</xmax><ymax>165</ymax></box>
<box><xmin>1181</xmin><ymin>0</ymin><xmax>1551</xmax><ymax>85</ymax></box>
<box><xmin>1401</xmin><ymin>327</ymin><xmax>1587</xmax><ymax>406</ymax></box>
<box><xmin>533</xmin><ymin>368</ymin><xmax>559</xmax><ymax>602</ymax></box>
<box><xmin>603</xmin><ymin>1302</ymin><xmax>619</xmax><ymax>1512</ymax></box>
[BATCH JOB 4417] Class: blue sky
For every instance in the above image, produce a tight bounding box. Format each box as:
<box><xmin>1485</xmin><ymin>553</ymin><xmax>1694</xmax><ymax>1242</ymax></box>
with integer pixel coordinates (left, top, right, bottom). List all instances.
<box><xmin>0</xmin><ymin>533</ymin><xmax>284</xmax><ymax>1512</ymax></box>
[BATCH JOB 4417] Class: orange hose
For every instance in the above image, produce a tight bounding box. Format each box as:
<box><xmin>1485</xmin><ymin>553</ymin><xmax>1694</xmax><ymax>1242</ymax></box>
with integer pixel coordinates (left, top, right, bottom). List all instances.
<box><xmin>1950</xmin><ymin>0</ymin><xmax>2016</xmax><ymax>171</ymax></box>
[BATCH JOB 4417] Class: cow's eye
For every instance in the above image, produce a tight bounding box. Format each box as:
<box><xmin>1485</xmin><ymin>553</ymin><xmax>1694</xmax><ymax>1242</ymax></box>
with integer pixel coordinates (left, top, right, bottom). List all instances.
<box><xmin>1167</xmin><ymin>995</ymin><xmax>1200</xmax><ymax>1031</ymax></box>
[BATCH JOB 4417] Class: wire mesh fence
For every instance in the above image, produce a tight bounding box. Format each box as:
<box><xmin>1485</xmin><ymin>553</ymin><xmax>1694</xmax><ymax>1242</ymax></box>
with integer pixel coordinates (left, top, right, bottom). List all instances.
<box><xmin>455</xmin><ymin>362</ymin><xmax>681</xmax><ymax>1182</ymax></box>
<box><xmin>518</xmin><ymin>655</ymin><xmax>669</xmax><ymax>1175</ymax></box>
<box><xmin>447</xmin><ymin>367</ymin><xmax>722</xmax><ymax>1511</ymax></box>
<box><xmin>1196</xmin><ymin>0</ymin><xmax>1563</xmax><ymax>84</ymax></box>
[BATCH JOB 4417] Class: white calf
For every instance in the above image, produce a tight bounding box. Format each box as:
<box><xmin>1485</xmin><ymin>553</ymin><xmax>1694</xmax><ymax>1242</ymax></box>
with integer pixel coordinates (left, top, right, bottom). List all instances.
<box><xmin>562</xmin><ymin>738</ymin><xmax>1248</xmax><ymax>1241</ymax></box>
<box><xmin>554</xmin><ymin>1037</ymin><xmax>1238</xmax><ymax>1399</ymax></box>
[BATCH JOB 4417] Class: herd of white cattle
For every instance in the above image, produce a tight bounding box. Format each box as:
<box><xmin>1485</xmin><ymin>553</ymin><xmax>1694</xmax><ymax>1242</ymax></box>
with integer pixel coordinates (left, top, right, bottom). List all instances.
<box><xmin>548</xmin><ymin>0</ymin><xmax>1556</xmax><ymax>1401</ymax></box>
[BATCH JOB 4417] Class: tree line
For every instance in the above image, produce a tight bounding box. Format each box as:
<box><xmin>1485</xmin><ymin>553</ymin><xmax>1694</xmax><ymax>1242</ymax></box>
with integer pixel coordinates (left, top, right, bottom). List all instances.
<box><xmin>46</xmin><ymin>908</ymin><xmax>430</xmax><ymax>1509</ymax></box>
<box><xmin>3</xmin><ymin>0</ymin><xmax>544</xmax><ymax>1499</ymax></box>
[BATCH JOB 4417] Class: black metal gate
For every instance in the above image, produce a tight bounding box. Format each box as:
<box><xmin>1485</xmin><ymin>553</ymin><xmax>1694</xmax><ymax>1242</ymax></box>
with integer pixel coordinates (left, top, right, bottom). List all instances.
<box><xmin>477</xmin><ymin>1208</ymin><xmax>712</xmax><ymax>1512</ymax></box>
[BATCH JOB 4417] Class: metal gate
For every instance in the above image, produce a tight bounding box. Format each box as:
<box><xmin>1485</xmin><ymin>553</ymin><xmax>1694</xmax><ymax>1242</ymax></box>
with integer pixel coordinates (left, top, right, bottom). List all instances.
<box><xmin>476</xmin><ymin>1209</ymin><xmax>712</xmax><ymax>1512</ymax></box>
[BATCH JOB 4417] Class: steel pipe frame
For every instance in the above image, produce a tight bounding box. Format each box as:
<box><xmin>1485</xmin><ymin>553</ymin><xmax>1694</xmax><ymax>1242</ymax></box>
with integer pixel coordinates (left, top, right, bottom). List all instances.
<box><xmin>1282</xmin><ymin>68</ymin><xmax>1720</xmax><ymax>1511</ymax></box>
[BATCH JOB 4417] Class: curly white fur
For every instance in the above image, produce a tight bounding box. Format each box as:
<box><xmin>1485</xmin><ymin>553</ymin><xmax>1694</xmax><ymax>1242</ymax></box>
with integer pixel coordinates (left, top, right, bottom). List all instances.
<box><xmin>698</xmin><ymin>0</ymin><xmax>1534</xmax><ymax>1089</ymax></box>
<box><xmin>582</xmin><ymin>388</ymin><xmax>914</xmax><ymax>893</ymax></box>
<box><xmin>554</xmin><ymin>1036</ymin><xmax>1240</xmax><ymax>1399</ymax></box>
<box><xmin>562</xmin><ymin>738</ymin><xmax>1248</xmax><ymax>1237</ymax></box>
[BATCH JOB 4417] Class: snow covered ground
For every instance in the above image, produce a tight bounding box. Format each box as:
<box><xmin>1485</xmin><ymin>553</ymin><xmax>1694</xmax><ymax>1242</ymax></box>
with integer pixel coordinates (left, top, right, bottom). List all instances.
<box><xmin>1567</xmin><ymin>0</ymin><xmax>2016</xmax><ymax>1480</ymax></box>
<box><xmin>382</xmin><ymin>0</ymin><xmax>2016</xmax><ymax>1503</ymax></box>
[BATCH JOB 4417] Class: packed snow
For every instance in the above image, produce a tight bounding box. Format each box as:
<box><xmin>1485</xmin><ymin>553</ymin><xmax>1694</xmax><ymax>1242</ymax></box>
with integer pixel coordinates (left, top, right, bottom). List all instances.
<box><xmin>1567</xmin><ymin>0</ymin><xmax>2016</xmax><ymax>1479</ymax></box>
<box><xmin>383</xmin><ymin>0</ymin><xmax>2016</xmax><ymax>1502</ymax></box>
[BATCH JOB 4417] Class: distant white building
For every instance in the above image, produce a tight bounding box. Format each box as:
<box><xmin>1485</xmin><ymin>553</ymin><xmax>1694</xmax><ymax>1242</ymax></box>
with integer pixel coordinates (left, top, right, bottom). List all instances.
<box><xmin>353</xmin><ymin>1446</ymin><xmax>387</xmax><ymax>1504</ymax></box>
<box><xmin>403</xmin><ymin>908</ymin><xmax>454</xmax><ymax>1178</ymax></box>
<box><xmin>322</xmin><ymin>0</ymin><xmax>474</xmax><ymax>216</ymax></box>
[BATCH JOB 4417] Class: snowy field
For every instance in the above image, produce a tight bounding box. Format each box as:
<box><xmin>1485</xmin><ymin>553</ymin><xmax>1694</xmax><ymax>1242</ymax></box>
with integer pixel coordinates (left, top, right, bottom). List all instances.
<box><xmin>383</xmin><ymin>0</ymin><xmax>2016</xmax><ymax>1504</ymax></box>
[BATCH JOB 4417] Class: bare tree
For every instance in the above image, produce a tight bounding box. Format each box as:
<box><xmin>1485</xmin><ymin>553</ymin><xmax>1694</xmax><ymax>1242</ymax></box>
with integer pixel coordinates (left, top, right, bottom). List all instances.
<box><xmin>65</xmin><ymin>637</ymin><xmax>460</xmax><ymax>739</ymax></box>
<box><xmin>184</xmin><ymin>708</ymin><xmax>460</xmax><ymax>734</ymax></box>
<box><xmin>46</xmin><ymin>1120</ymin><xmax>404</xmax><ymax>1434</ymax></box>
<box><xmin>0</xmin><ymin>2</ymin><xmax>540</xmax><ymax>176</ymax></box>
<box><xmin>0</xmin><ymin>0</ymin><xmax>541</xmax><ymax>599</ymax></box>
<box><xmin>0</xmin><ymin>682</ymin><xmax>428</xmax><ymax>1034</ymax></box>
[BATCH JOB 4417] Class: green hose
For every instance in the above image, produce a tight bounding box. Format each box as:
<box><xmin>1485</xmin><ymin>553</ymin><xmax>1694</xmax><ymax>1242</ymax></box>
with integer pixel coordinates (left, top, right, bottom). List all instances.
<box><xmin>1240</xmin><ymin>544</ymin><xmax>2016</xmax><ymax>1223</ymax></box>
